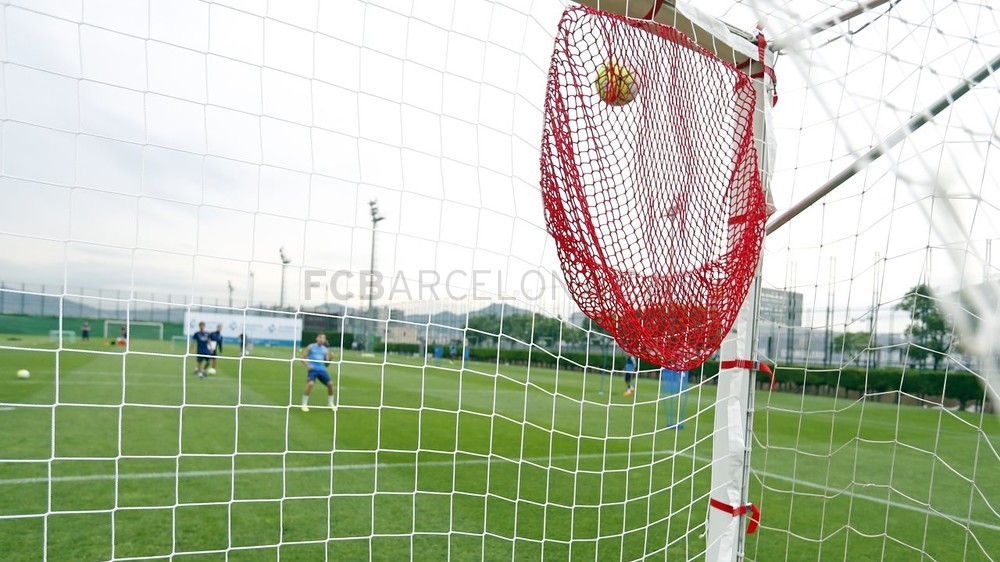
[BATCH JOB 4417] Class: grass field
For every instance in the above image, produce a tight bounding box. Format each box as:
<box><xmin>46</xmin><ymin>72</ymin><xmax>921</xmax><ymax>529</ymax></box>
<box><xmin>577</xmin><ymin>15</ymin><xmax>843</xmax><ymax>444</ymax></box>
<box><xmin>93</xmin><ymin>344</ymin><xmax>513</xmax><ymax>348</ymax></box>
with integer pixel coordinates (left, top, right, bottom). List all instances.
<box><xmin>0</xmin><ymin>335</ymin><xmax>997</xmax><ymax>561</ymax></box>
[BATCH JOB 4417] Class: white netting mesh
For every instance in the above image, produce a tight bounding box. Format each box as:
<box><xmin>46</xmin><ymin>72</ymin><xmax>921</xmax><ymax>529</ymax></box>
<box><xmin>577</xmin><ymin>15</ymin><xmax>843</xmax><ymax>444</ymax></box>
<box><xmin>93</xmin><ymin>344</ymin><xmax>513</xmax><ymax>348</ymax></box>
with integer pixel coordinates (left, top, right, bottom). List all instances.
<box><xmin>737</xmin><ymin>0</ymin><xmax>1000</xmax><ymax>559</ymax></box>
<box><xmin>0</xmin><ymin>0</ymin><xmax>997</xmax><ymax>561</ymax></box>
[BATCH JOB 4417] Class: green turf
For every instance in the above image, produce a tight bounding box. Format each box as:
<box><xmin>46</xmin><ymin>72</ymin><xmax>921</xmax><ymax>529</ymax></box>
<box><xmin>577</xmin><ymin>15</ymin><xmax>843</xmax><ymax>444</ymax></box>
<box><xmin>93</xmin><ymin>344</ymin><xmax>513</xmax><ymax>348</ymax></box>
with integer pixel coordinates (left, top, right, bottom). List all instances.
<box><xmin>0</xmin><ymin>336</ymin><xmax>997</xmax><ymax>561</ymax></box>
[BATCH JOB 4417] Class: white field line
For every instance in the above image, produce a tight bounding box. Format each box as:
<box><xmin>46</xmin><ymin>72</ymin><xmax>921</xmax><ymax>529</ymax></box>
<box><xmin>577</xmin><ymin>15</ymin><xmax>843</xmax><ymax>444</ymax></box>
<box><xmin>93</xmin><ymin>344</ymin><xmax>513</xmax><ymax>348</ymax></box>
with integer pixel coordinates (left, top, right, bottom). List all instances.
<box><xmin>2</xmin><ymin>449</ymin><xmax>997</xmax><ymax>532</ymax></box>
<box><xmin>749</xmin><ymin>470</ymin><xmax>1000</xmax><ymax>533</ymax></box>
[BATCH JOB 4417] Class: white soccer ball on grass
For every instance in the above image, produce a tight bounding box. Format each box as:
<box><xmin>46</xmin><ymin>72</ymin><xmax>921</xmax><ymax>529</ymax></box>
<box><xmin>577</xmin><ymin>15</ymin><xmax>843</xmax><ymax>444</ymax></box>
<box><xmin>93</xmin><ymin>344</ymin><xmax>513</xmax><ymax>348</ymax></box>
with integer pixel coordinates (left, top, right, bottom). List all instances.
<box><xmin>206</xmin><ymin>367</ymin><xmax>217</xmax><ymax>375</ymax></box>
<box><xmin>17</xmin><ymin>369</ymin><xmax>30</xmax><ymax>379</ymax></box>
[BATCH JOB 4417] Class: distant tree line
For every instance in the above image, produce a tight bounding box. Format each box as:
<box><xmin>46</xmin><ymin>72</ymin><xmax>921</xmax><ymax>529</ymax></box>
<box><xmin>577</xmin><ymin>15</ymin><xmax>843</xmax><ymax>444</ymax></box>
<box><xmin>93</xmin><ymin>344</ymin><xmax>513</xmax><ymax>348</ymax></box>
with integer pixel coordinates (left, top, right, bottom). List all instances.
<box><xmin>465</xmin><ymin>313</ymin><xmax>595</xmax><ymax>347</ymax></box>
<box><xmin>835</xmin><ymin>283</ymin><xmax>961</xmax><ymax>371</ymax></box>
<box><xmin>311</xmin><ymin>286</ymin><xmax>988</xmax><ymax>410</ymax></box>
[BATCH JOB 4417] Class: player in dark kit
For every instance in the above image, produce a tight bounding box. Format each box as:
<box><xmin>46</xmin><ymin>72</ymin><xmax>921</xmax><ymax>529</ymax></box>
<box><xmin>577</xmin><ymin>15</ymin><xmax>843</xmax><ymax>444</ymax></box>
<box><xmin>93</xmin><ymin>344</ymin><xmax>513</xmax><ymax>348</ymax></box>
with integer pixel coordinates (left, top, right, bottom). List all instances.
<box><xmin>190</xmin><ymin>322</ymin><xmax>212</xmax><ymax>379</ymax></box>
<box><xmin>209</xmin><ymin>324</ymin><xmax>224</xmax><ymax>372</ymax></box>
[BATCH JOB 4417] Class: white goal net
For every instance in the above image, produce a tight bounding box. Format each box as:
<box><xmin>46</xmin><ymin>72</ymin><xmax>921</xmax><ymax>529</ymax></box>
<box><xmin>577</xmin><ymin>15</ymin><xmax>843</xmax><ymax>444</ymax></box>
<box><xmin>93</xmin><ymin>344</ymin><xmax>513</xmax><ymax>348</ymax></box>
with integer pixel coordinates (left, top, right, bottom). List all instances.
<box><xmin>0</xmin><ymin>1</ymin><xmax>996</xmax><ymax>561</ymax></box>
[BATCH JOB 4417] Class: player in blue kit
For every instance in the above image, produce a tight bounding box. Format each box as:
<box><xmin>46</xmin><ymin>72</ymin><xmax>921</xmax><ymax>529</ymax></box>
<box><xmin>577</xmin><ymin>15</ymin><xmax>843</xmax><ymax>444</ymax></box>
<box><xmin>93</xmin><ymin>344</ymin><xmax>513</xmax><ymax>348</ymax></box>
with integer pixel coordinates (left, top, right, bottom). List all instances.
<box><xmin>190</xmin><ymin>322</ymin><xmax>212</xmax><ymax>379</ymax></box>
<box><xmin>624</xmin><ymin>355</ymin><xmax>636</xmax><ymax>396</ymax></box>
<box><xmin>299</xmin><ymin>333</ymin><xmax>336</xmax><ymax>412</ymax></box>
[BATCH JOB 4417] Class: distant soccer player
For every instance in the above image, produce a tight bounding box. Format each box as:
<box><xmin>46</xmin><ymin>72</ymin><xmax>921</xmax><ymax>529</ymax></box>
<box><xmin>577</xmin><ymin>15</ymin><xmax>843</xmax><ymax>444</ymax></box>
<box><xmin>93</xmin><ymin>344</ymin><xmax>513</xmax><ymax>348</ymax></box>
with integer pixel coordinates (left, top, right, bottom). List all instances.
<box><xmin>299</xmin><ymin>333</ymin><xmax>335</xmax><ymax>412</ymax></box>
<box><xmin>81</xmin><ymin>321</ymin><xmax>91</xmax><ymax>341</ymax></box>
<box><xmin>190</xmin><ymin>322</ymin><xmax>212</xmax><ymax>378</ymax></box>
<box><xmin>624</xmin><ymin>355</ymin><xmax>636</xmax><ymax>396</ymax></box>
<box><xmin>209</xmin><ymin>324</ymin><xmax>224</xmax><ymax>372</ymax></box>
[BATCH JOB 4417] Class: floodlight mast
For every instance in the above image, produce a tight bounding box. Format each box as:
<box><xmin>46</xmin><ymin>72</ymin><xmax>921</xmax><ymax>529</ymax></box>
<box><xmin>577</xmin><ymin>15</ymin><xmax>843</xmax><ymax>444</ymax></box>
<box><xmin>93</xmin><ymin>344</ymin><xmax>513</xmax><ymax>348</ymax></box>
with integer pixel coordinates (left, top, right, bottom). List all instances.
<box><xmin>279</xmin><ymin>247</ymin><xmax>291</xmax><ymax>309</ymax></box>
<box><xmin>363</xmin><ymin>200</ymin><xmax>386</xmax><ymax>352</ymax></box>
<box><xmin>368</xmin><ymin>200</ymin><xmax>385</xmax><ymax>318</ymax></box>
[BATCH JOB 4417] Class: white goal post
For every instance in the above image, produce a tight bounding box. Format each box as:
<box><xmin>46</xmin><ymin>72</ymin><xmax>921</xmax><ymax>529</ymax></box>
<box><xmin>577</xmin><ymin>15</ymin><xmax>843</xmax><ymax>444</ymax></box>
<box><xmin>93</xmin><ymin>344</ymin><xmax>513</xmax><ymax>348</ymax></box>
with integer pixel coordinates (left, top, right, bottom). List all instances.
<box><xmin>48</xmin><ymin>330</ymin><xmax>76</xmax><ymax>344</ymax></box>
<box><xmin>103</xmin><ymin>320</ymin><xmax>164</xmax><ymax>340</ymax></box>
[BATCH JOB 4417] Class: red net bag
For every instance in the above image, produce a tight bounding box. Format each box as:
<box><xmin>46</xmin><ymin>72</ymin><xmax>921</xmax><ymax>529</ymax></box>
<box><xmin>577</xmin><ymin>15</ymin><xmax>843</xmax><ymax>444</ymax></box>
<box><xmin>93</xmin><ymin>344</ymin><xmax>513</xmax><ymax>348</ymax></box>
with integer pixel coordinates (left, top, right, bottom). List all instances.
<box><xmin>540</xmin><ymin>5</ymin><xmax>768</xmax><ymax>371</ymax></box>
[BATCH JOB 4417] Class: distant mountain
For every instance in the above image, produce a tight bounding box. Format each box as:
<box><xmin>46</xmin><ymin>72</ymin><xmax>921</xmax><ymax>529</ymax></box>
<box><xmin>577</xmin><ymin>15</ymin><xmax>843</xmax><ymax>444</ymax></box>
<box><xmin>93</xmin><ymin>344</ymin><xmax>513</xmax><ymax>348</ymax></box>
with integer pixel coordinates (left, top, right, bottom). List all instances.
<box><xmin>307</xmin><ymin>302</ymin><xmax>356</xmax><ymax>316</ymax></box>
<box><xmin>2</xmin><ymin>287</ymin><xmax>556</xmax><ymax>328</ymax></box>
<box><xmin>420</xmin><ymin>303</ymin><xmax>534</xmax><ymax>327</ymax></box>
<box><xmin>1</xmin><ymin>291</ymin><xmax>133</xmax><ymax>320</ymax></box>
<box><xmin>0</xmin><ymin>290</ymin><xmax>312</xmax><ymax>324</ymax></box>
<box><xmin>473</xmin><ymin>302</ymin><xmax>534</xmax><ymax>318</ymax></box>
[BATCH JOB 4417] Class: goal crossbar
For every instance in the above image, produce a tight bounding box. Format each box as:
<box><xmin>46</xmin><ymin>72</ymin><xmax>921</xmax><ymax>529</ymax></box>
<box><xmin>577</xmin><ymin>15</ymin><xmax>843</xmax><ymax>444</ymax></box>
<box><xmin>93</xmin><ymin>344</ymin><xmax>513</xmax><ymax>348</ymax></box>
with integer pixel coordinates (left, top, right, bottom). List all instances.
<box><xmin>575</xmin><ymin>0</ymin><xmax>762</xmax><ymax>67</ymax></box>
<box><xmin>48</xmin><ymin>330</ymin><xmax>76</xmax><ymax>343</ymax></box>
<box><xmin>770</xmin><ymin>0</ymin><xmax>897</xmax><ymax>52</ymax></box>
<box><xmin>103</xmin><ymin>320</ymin><xmax>165</xmax><ymax>340</ymax></box>
<box><xmin>766</xmin><ymin>50</ymin><xmax>1000</xmax><ymax>236</ymax></box>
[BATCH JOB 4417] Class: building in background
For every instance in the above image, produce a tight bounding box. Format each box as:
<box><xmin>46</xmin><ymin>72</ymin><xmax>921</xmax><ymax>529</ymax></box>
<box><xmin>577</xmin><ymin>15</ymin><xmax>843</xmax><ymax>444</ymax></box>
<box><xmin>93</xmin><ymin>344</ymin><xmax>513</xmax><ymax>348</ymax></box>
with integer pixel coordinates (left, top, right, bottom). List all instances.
<box><xmin>759</xmin><ymin>288</ymin><xmax>803</xmax><ymax>327</ymax></box>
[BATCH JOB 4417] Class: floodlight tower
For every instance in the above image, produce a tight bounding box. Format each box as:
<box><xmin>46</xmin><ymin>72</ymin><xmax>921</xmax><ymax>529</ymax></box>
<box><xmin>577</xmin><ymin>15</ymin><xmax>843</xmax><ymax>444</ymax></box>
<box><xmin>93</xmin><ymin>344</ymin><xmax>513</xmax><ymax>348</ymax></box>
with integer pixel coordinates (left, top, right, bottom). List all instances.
<box><xmin>227</xmin><ymin>280</ymin><xmax>235</xmax><ymax>309</ymax></box>
<box><xmin>279</xmin><ymin>247</ymin><xmax>291</xmax><ymax>309</ymax></box>
<box><xmin>368</xmin><ymin>200</ymin><xmax>385</xmax><ymax>317</ymax></box>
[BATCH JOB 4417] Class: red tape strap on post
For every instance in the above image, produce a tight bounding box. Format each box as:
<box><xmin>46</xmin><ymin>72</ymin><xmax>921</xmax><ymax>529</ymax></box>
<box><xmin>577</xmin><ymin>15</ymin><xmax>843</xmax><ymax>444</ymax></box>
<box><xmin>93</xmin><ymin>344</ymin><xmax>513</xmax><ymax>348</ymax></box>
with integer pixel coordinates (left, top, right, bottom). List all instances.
<box><xmin>709</xmin><ymin>498</ymin><xmax>761</xmax><ymax>534</ymax></box>
<box><xmin>753</xmin><ymin>33</ymin><xmax>778</xmax><ymax>105</ymax></box>
<box><xmin>720</xmin><ymin>359</ymin><xmax>775</xmax><ymax>390</ymax></box>
<box><xmin>735</xmin><ymin>32</ymin><xmax>778</xmax><ymax>105</ymax></box>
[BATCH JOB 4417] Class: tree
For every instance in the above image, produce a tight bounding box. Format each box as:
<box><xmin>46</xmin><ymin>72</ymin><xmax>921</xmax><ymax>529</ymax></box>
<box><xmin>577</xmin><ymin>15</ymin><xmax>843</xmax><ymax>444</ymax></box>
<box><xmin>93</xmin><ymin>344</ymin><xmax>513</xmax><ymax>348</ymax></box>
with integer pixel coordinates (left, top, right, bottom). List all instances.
<box><xmin>833</xmin><ymin>331</ymin><xmax>871</xmax><ymax>362</ymax></box>
<box><xmin>502</xmin><ymin>314</ymin><xmax>534</xmax><ymax>345</ymax></box>
<box><xmin>467</xmin><ymin>312</ymin><xmax>593</xmax><ymax>349</ymax></box>
<box><xmin>896</xmin><ymin>284</ymin><xmax>953</xmax><ymax>370</ymax></box>
<box><xmin>466</xmin><ymin>314</ymin><xmax>501</xmax><ymax>346</ymax></box>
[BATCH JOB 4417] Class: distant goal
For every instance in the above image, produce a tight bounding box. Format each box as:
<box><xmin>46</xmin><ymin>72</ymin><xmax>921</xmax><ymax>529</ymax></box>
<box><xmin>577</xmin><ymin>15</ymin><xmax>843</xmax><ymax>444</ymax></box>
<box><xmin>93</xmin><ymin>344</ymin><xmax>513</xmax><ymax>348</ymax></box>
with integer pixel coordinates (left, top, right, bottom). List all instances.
<box><xmin>103</xmin><ymin>320</ymin><xmax>164</xmax><ymax>340</ymax></box>
<box><xmin>48</xmin><ymin>330</ymin><xmax>75</xmax><ymax>344</ymax></box>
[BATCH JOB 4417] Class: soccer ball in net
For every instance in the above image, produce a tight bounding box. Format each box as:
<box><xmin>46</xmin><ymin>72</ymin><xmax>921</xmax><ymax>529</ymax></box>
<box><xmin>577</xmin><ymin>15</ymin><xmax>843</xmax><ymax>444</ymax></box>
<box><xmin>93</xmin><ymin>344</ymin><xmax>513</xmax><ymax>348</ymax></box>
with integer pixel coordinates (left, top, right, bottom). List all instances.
<box><xmin>206</xmin><ymin>368</ymin><xmax>217</xmax><ymax>375</ymax></box>
<box><xmin>17</xmin><ymin>369</ymin><xmax>30</xmax><ymax>379</ymax></box>
<box><xmin>594</xmin><ymin>59</ymin><xmax>636</xmax><ymax>106</ymax></box>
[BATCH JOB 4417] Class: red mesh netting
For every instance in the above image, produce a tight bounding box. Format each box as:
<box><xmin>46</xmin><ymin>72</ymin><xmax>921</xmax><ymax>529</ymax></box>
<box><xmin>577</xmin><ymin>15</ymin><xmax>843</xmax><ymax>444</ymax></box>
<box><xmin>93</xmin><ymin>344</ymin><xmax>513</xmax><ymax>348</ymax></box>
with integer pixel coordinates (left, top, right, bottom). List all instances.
<box><xmin>540</xmin><ymin>5</ymin><xmax>768</xmax><ymax>371</ymax></box>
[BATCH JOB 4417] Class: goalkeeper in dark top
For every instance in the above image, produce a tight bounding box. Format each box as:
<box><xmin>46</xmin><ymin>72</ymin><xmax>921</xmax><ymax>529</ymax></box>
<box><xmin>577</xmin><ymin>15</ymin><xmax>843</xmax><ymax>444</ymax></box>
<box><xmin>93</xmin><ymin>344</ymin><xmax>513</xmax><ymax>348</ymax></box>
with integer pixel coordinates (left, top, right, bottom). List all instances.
<box><xmin>208</xmin><ymin>324</ymin><xmax>224</xmax><ymax>373</ymax></box>
<box><xmin>300</xmin><ymin>333</ymin><xmax>336</xmax><ymax>412</ymax></box>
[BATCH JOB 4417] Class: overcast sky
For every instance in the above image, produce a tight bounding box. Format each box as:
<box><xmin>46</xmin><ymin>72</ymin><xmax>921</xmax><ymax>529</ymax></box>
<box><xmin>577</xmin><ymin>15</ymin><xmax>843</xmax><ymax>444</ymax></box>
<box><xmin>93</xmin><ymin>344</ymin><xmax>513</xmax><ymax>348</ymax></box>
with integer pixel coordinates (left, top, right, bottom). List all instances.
<box><xmin>0</xmin><ymin>0</ymin><xmax>997</xmax><ymax>330</ymax></box>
